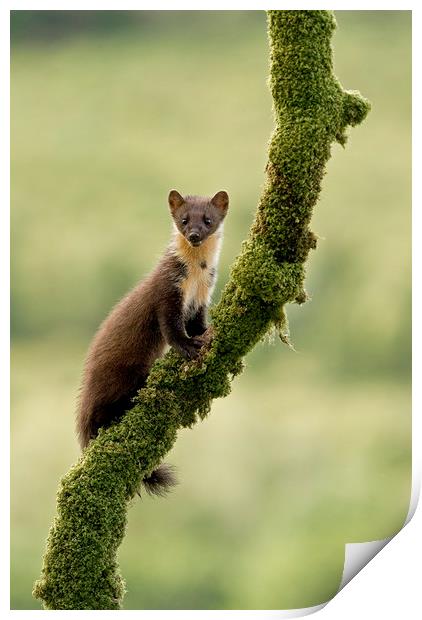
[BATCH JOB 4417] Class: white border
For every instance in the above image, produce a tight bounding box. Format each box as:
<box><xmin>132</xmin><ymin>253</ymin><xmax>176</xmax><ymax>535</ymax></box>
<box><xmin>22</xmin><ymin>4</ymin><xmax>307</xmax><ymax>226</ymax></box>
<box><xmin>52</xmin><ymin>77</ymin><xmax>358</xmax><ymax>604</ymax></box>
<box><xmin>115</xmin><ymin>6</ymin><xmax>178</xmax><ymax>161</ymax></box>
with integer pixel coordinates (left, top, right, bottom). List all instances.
<box><xmin>4</xmin><ymin>3</ymin><xmax>418</xmax><ymax>617</ymax></box>
<box><xmin>1</xmin><ymin>0</ymin><xmax>11</xmax><ymax>616</ymax></box>
<box><xmin>2</xmin><ymin>2</ymin><xmax>418</xmax><ymax>10</ymax></box>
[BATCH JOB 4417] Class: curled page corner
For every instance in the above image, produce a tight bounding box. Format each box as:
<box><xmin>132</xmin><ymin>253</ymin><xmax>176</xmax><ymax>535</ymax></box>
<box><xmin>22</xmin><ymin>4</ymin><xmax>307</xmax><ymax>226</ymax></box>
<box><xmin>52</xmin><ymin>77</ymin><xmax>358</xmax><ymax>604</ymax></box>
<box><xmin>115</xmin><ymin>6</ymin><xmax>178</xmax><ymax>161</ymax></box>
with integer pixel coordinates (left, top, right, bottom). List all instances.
<box><xmin>268</xmin><ymin>474</ymin><xmax>420</xmax><ymax>618</ymax></box>
<box><xmin>337</xmin><ymin>470</ymin><xmax>419</xmax><ymax>594</ymax></box>
<box><xmin>272</xmin><ymin>480</ymin><xmax>417</xmax><ymax>618</ymax></box>
<box><xmin>338</xmin><ymin>538</ymin><xmax>392</xmax><ymax>592</ymax></box>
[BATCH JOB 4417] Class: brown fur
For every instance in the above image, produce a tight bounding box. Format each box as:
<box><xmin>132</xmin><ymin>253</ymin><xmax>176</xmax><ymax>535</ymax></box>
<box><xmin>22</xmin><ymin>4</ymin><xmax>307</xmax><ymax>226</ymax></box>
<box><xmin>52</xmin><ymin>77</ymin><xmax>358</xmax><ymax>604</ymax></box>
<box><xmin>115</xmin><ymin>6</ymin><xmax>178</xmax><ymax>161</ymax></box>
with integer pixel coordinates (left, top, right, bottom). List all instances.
<box><xmin>76</xmin><ymin>190</ymin><xmax>229</xmax><ymax>495</ymax></box>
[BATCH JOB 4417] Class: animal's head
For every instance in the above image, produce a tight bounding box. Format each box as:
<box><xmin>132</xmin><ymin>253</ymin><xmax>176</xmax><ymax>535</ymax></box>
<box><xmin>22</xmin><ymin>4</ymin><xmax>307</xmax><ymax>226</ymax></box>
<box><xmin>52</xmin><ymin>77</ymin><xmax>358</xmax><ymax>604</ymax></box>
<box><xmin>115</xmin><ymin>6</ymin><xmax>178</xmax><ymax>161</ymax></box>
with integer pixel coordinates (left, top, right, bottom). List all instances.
<box><xmin>168</xmin><ymin>190</ymin><xmax>229</xmax><ymax>247</ymax></box>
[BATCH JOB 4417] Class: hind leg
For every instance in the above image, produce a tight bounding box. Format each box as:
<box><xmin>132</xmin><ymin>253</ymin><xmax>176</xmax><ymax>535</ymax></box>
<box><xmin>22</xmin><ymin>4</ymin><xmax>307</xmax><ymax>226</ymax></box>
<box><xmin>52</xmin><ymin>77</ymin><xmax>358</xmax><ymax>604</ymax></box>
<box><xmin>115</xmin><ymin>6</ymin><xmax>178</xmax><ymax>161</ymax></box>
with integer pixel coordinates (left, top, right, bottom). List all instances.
<box><xmin>88</xmin><ymin>393</ymin><xmax>135</xmax><ymax>439</ymax></box>
<box><xmin>79</xmin><ymin>371</ymin><xmax>147</xmax><ymax>448</ymax></box>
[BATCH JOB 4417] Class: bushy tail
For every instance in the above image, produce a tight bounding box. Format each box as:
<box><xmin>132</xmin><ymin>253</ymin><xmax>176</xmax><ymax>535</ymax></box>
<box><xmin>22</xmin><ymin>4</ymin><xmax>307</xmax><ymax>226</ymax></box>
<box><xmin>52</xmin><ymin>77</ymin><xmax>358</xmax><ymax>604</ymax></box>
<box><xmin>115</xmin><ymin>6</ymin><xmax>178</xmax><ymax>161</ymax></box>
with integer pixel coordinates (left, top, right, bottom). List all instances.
<box><xmin>141</xmin><ymin>463</ymin><xmax>177</xmax><ymax>497</ymax></box>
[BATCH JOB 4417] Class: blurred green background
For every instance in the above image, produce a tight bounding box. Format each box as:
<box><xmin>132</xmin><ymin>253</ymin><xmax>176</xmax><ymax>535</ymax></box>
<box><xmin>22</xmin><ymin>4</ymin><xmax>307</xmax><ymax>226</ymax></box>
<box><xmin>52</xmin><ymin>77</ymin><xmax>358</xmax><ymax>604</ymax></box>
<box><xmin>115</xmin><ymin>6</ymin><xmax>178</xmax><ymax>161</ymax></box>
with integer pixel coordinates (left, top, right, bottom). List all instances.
<box><xmin>11</xmin><ymin>10</ymin><xmax>411</xmax><ymax>610</ymax></box>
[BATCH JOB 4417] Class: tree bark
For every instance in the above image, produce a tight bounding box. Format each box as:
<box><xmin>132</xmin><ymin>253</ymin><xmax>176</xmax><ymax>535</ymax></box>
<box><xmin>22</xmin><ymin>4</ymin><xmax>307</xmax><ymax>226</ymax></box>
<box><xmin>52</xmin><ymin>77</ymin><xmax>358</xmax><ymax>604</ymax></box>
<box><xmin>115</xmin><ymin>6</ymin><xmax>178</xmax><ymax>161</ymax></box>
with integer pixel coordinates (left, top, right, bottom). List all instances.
<box><xmin>33</xmin><ymin>10</ymin><xmax>370</xmax><ymax>609</ymax></box>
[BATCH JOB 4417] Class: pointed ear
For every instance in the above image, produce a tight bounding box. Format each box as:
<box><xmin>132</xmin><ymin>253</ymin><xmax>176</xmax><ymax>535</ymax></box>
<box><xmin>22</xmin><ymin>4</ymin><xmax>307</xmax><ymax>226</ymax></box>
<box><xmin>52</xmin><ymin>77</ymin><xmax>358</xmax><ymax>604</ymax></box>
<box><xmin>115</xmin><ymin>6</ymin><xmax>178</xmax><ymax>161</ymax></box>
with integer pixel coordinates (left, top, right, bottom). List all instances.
<box><xmin>211</xmin><ymin>191</ymin><xmax>229</xmax><ymax>216</ymax></box>
<box><xmin>168</xmin><ymin>190</ymin><xmax>185</xmax><ymax>215</ymax></box>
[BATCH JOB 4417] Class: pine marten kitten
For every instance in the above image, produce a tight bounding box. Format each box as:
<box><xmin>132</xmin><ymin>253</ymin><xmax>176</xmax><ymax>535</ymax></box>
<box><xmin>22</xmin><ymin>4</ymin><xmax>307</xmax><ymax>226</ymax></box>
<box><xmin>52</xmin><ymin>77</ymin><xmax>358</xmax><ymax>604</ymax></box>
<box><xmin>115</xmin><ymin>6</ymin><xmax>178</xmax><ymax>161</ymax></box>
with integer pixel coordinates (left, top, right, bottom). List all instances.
<box><xmin>76</xmin><ymin>190</ymin><xmax>229</xmax><ymax>495</ymax></box>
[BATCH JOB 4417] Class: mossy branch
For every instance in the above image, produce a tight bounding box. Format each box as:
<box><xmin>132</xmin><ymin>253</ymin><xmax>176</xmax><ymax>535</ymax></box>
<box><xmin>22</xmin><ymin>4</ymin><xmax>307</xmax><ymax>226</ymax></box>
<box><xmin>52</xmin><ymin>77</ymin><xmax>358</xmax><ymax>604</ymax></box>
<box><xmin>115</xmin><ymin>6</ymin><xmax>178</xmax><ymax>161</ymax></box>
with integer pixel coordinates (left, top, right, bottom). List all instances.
<box><xmin>33</xmin><ymin>10</ymin><xmax>370</xmax><ymax>610</ymax></box>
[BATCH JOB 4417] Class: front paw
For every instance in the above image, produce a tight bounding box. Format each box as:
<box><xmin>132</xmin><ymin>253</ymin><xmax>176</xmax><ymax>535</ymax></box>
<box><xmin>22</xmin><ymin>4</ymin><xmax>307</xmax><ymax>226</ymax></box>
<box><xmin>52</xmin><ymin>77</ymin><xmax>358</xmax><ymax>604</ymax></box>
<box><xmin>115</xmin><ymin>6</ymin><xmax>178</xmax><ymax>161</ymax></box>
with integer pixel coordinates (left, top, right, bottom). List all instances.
<box><xmin>175</xmin><ymin>336</ymin><xmax>204</xmax><ymax>360</ymax></box>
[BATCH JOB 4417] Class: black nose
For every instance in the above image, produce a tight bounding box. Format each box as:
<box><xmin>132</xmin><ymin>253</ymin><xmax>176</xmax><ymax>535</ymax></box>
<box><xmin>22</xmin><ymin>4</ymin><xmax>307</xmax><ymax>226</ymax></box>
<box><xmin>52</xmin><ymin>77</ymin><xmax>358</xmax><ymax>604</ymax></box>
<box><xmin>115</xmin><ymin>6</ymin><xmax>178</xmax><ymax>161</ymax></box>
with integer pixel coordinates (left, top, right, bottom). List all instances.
<box><xmin>188</xmin><ymin>232</ymin><xmax>200</xmax><ymax>243</ymax></box>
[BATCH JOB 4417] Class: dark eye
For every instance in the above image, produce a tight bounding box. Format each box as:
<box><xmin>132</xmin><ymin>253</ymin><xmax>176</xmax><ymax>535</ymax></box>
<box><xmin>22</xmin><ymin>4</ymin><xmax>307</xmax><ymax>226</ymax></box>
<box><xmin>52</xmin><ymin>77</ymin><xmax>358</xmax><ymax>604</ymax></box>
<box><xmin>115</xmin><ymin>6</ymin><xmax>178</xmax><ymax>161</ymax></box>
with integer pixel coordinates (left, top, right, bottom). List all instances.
<box><xmin>204</xmin><ymin>217</ymin><xmax>211</xmax><ymax>226</ymax></box>
<box><xmin>181</xmin><ymin>218</ymin><xmax>188</xmax><ymax>226</ymax></box>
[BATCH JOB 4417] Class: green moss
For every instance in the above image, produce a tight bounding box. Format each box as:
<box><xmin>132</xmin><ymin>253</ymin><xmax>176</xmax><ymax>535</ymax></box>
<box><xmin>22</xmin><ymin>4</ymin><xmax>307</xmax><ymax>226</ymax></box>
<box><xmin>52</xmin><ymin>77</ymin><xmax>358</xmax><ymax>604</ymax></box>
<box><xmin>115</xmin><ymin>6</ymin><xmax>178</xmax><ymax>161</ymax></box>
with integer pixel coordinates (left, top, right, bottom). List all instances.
<box><xmin>33</xmin><ymin>10</ymin><xmax>370</xmax><ymax>609</ymax></box>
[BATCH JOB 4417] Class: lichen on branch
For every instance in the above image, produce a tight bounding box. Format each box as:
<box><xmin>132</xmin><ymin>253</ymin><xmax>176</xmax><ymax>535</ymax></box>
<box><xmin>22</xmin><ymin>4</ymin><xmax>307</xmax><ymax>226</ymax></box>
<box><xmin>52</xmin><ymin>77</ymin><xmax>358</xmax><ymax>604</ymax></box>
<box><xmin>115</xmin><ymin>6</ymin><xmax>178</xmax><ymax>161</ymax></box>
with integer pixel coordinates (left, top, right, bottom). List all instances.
<box><xmin>33</xmin><ymin>10</ymin><xmax>370</xmax><ymax>609</ymax></box>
